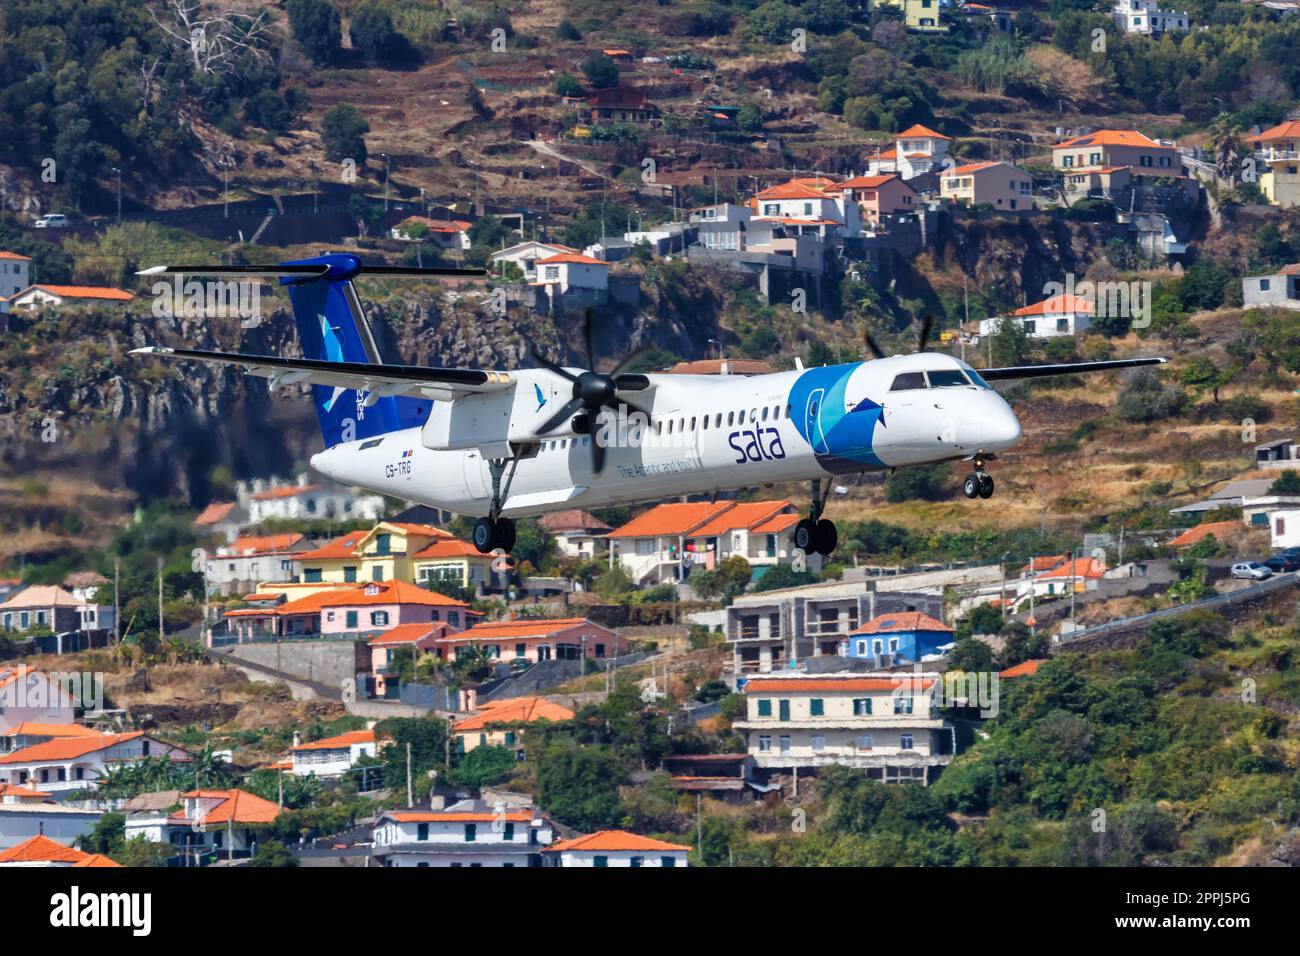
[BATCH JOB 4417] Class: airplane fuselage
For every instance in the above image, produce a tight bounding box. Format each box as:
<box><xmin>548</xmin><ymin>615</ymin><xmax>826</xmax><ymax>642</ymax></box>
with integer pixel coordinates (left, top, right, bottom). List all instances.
<box><xmin>309</xmin><ymin>353</ymin><xmax>1022</xmax><ymax>518</ymax></box>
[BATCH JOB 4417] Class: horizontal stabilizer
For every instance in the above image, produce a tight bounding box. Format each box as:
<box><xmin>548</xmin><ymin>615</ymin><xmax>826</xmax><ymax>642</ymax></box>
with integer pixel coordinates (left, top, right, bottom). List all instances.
<box><xmin>981</xmin><ymin>356</ymin><xmax>1167</xmax><ymax>382</ymax></box>
<box><xmin>136</xmin><ymin>264</ymin><xmax>486</xmax><ymax>283</ymax></box>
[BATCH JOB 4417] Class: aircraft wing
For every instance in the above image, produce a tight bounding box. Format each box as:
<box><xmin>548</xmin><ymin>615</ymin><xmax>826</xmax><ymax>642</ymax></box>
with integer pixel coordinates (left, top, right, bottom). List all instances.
<box><xmin>130</xmin><ymin>346</ymin><xmax>512</xmax><ymax>403</ymax></box>
<box><xmin>980</xmin><ymin>357</ymin><xmax>1167</xmax><ymax>382</ymax></box>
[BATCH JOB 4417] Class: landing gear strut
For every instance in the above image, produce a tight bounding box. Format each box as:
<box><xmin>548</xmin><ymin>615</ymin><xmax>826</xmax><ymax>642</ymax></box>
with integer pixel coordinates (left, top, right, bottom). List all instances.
<box><xmin>962</xmin><ymin>454</ymin><xmax>996</xmax><ymax>500</ymax></box>
<box><xmin>473</xmin><ymin>454</ymin><xmax>521</xmax><ymax>554</ymax></box>
<box><xmin>795</xmin><ymin>479</ymin><xmax>838</xmax><ymax>556</ymax></box>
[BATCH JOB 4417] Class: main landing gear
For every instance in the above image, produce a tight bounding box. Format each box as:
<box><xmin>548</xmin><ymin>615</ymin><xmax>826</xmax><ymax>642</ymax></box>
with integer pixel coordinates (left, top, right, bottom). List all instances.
<box><xmin>794</xmin><ymin>479</ymin><xmax>838</xmax><ymax>556</ymax></box>
<box><xmin>962</xmin><ymin>453</ymin><xmax>996</xmax><ymax>500</ymax></box>
<box><xmin>473</xmin><ymin>453</ymin><xmax>521</xmax><ymax>554</ymax></box>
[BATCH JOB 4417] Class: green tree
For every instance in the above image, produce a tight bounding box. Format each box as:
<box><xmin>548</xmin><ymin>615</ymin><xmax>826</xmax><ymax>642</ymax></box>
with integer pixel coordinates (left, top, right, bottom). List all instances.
<box><xmin>580</xmin><ymin>52</ymin><xmax>619</xmax><ymax>90</ymax></box>
<box><xmin>999</xmin><ymin>621</ymin><xmax>1048</xmax><ymax>667</ymax></box>
<box><xmin>555</xmin><ymin>73</ymin><xmax>584</xmax><ymax>97</ymax></box>
<box><xmin>349</xmin><ymin>1</ymin><xmax>408</xmax><ymax>64</ymax></box>
<box><xmin>287</xmin><ymin>0</ymin><xmax>342</xmax><ymax>65</ymax></box>
<box><xmin>249</xmin><ymin>838</ymin><xmax>300</xmax><ymax>867</ymax></box>
<box><xmin>1269</xmin><ymin>469</ymin><xmax>1300</xmax><ymax>495</ymax></box>
<box><xmin>1179</xmin><ymin>355</ymin><xmax>1234</xmax><ymax>403</ymax></box>
<box><xmin>321</xmin><ymin>104</ymin><xmax>369</xmax><ymax>164</ymax></box>
<box><xmin>948</xmin><ymin>638</ymin><xmax>995</xmax><ymax>672</ymax></box>
<box><xmin>535</xmin><ymin>738</ymin><xmax>625</xmax><ymax>830</ymax></box>
<box><xmin>884</xmin><ymin>463</ymin><xmax>950</xmax><ymax>502</ymax></box>
<box><xmin>449</xmin><ymin>744</ymin><xmax>516</xmax><ymax>789</ymax></box>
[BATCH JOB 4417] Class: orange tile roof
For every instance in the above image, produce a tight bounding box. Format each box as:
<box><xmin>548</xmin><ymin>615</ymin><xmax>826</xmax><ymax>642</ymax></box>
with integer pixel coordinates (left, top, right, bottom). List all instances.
<box><xmin>0</xmin><ymin>783</ymin><xmax>48</xmax><ymax>798</ymax></box>
<box><xmin>536</xmin><ymin>509</ymin><xmax>612</xmax><ymax>533</ymax></box>
<box><xmin>0</xmin><ymin>834</ymin><xmax>90</xmax><ymax>864</ymax></box>
<box><xmin>691</xmin><ymin>500</ymin><xmax>793</xmax><ymax>538</ymax></box>
<box><xmin>948</xmin><ymin>161</ymin><xmax>1003</xmax><ymax>175</ymax></box>
<box><xmin>70</xmin><ymin>853</ymin><xmax>123</xmax><ymax>867</ymax></box>
<box><xmin>0</xmin><ymin>251</ymin><xmax>32</xmax><ymax>261</ymax></box>
<box><xmin>292</xmin><ymin>729</ymin><xmax>375</xmax><ymax>752</ymax></box>
<box><xmin>1021</xmin><ymin>554</ymin><xmax>1069</xmax><ymax>573</ymax></box>
<box><xmin>454</xmin><ymin>697</ymin><xmax>575</xmax><ymax>733</ymax></box>
<box><xmin>1037</xmin><ymin>557</ymin><xmax>1106</xmax><ymax>580</ymax></box>
<box><xmin>20</xmin><ymin>284</ymin><xmax>134</xmax><ymax>301</ymax></box>
<box><xmin>744</xmin><ymin>676</ymin><xmax>936</xmax><ymax>693</ymax></box>
<box><xmin>1001</xmin><ymin>659</ymin><xmax>1047</xmax><ymax>678</ymax></box>
<box><xmin>1012</xmin><ymin>293</ymin><xmax>1094</xmax><ymax>317</ymax></box>
<box><xmin>2</xmin><ymin>722</ymin><xmax>100</xmax><ymax>739</ymax></box>
<box><xmin>896</xmin><ymin>123</ymin><xmax>951</xmax><ymax>141</ymax></box>
<box><xmin>179</xmin><ymin>788</ymin><xmax>281</xmax><ymax>825</ymax></box>
<box><xmin>410</xmin><ymin>539</ymin><xmax>490</xmax><ymax>560</ymax></box>
<box><xmin>535</xmin><ymin>253</ymin><xmax>608</xmax><ymax>266</ymax></box>
<box><xmin>368</xmin><ymin>621</ymin><xmax>450</xmax><ymax>645</ymax></box>
<box><xmin>380</xmin><ymin>522</ymin><xmax>452</xmax><ymax>538</ymax></box>
<box><xmin>607</xmin><ymin>501</ymin><xmax>732</xmax><ymax>538</ymax></box>
<box><xmin>1249</xmin><ymin>120</ymin><xmax>1300</xmax><ymax>143</ymax></box>
<box><xmin>755</xmin><ymin>181</ymin><xmax>831</xmax><ymax>200</ymax></box>
<box><xmin>850</xmin><ymin>611</ymin><xmax>953</xmax><ymax>635</ymax></box>
<box><xmin>543</xmin><ymin>830</ymin><xmax>691</xmax><ymax>853</ymax></box>
<box><xmin>1169</xmin><ymin>520</ymin><xmax>1238</xmax><ymax>548</ymax></box>
<box><xmin>444</xmin><ymin>617</ymin><xmax>590</xmax><ymax>641</ymax></box>
<box><xmin>837</xmin><ymin>174</ymin><xmax>905</xmax><ymax>190</ymax></box>
<box><xmin>248</xmin><ymin>484</ymin><xmax>320</xmax><ymax>501</ymax></box>
<box><xmin>318</xmin><ymin>579</ymin><xmax>468</xmax><ymax>608</ymax></box>
<box><xmin>294</xmin><ymin>531</ymin><xmax>367</xmax><ymax>561</ymax></box>
<box><xmin>1054</xmin><ymin>129</ymin><xmax>1163</xmax><ymax>149</ymax></box>
<box><xmin>194</xmin><ymin>501</ymin><xmax>237</xmax><ymax>525</ymax></box>
<box><xmin>866</xmin><ymin>146</ymin><xmax>899</xmax><ymax>161</ymax></box>
<box><xmin>0</xmin><ymin>731</ymin><xmax>146</xmax><ymax>764</ymax></box>
<box><xmin>241</xmin><ymin>593</ymin><xmax>282</xmax><ymax>602</ymax></box>
<box><xmin>386</xmin><ymin>810</ymin><xmax>535</xmax><ymax>823</ymax></box>
<box><xmin>227</xmin><ymin>533</ymin><xmax>306</xmax><ymax>555</ymax></box>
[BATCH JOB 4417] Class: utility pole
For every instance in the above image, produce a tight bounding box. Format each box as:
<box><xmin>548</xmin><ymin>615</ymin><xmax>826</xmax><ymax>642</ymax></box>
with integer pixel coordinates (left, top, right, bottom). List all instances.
<box><xmin>1000</xmin><ymin>551</ymin><xmax>1009</xmax><ymax>623</ymax></box>
<box><xmin>278</xmin><ymin>766</ymin><xmax>284</xmax><ymax>808</ymax></box>
<box><xmin>157</xmin><ymin>556</ymin><xmax>164</xmax><ymax>647</ymax></box>
<box><xmin>113</xmin><ymin>557</ymin><xmax>120</xmax><ymax>644</ymax></box>
<box><xmin>112</xmin><ymin>167</ymin><xmax>122</xmax><ymax>224</ymax></box>
<box><xmin>406</xmin><ymin>742</ymin><xmax>413</xmax><ymax>808</ymax></box>
<box><xmin>962</xmin><ymin>275</ymin><xmax>969</xmax><ymax>362</ymax></box>
<box><xmin>1028</xmin><ymin>558</ymin><xmax>1036</xmax><ymax>639</ymax></box>
<box><xmin>223</xmin><ymin>160</ymin><xmax>230</xmax><ymax>219</ymax></box>
<box><xmin>382</xmin><ymin>153</ymin><xmax>390</xmax><ymax>211</ymax></box>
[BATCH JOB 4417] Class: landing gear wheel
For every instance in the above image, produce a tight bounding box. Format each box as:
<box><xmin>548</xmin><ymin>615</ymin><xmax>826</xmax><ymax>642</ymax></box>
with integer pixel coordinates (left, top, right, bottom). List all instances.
<box><xmin>494</xmin><ymin>517</ymin><xmax>517</xmax><ymax>553</ymax></box>
<box><xmin>813</xmin><ymin>519</ymin><xmax>838</xmax><ymax>556</ymax></box>
<box><xmin>977</xmin><ymin>473</ymin><xmax>994</xmax><ymax>499</ymax></box>
<box><xmin>963</xmin><ymin>475</ymin><xmax>980</xmax><ymax>499</ymax></box>
<box><xmin>794</xmin><ymin>518</ymin><xmax>817</xmax><ymax>553</ymax></box>
<box><xmin>473</xmin><ymin>518</ymin><xmax>496</xmax><ymax>554</ymax></box>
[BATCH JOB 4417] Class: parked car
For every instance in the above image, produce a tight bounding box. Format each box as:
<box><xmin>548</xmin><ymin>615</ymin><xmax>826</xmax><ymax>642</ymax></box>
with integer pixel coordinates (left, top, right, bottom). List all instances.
<box><xmin>33</xmin><ymin>213</ymin><xmax>68</xmax><ymax>228</ymax></box>
<box><xmin>1231</xmin><ymin>562</ymin><xmax>1273</xmax><ymax>581</ymax></box>
<box><xmin>1264</xmin><ymin>554</ymin><xmax>1300</xmax><ymax>573</ymax></box>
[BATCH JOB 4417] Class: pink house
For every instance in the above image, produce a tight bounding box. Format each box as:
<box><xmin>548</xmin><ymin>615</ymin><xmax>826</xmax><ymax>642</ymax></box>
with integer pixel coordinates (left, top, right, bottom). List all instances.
<box><xmin>830</xmin><ymin>174</ymin><xmax>917</xmax><ymax>225</ymax></box>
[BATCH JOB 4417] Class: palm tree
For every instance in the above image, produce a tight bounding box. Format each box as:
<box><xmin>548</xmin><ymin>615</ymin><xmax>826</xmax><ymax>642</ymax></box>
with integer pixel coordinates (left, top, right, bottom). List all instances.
<box><xmin>1209</xmin><ymin>113</ymin><xmax>1241</xmax><ymax>185</ymax></box>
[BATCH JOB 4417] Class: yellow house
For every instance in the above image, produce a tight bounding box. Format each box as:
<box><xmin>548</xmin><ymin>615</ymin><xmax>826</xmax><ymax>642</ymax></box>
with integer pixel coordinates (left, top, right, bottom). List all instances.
<box><xmin>294</xmin><ymin>522</ymin><xmax>454</xmax><ymax>585</ymax></box>
<box><xmin>1249</xmin><ymin>120</ymin><xmax>1300</xmax><ymax>209</ymax></box>
<box><xmin>873</xmin><ymin>0</ymin><xmax>947</xmax><ymax>32</ymax></box>
<box><xmin>452</xmin><ymin>697</ymin><xmax>576</xmax><ymax>756</ymax></box>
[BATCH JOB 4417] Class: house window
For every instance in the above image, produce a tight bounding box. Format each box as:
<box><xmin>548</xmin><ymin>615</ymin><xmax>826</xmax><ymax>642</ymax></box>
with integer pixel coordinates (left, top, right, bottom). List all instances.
<box><xmin>778</xmin><ymin>699</ymin><xmax>790</xmax><ymax>721</ymax></box>
<box><xmin>371</xmin><ymin>611</ymin><xmax>389</xmax><ymax>627</ymax></box>
<box><xmin>448</xmin><ymin>611</ymin><xmax>459</xmax><ymax>627</ymax></box>
<box><xmin>779</xmin><ymin>735</ymin><xmax>791</xmax><ymax>753</ymax></box>
<box><xmin>465</xmin><ymin>824</ymin><xmax>477</xmax><ymax>842</ymax></box>
<box><xmin>853</xmin><ymin>698</ymin><xmax>872</xmax><ymax>716</ymax></box>
<box><xmin>346</xmin><ymin>611</ymin><xmax>358</xmax><ymax>629</ymax></box>
<box><xmin>857</xmin><ymin>734</ymin><xmax>873</xmax><ymax>750</ymax></box>
<box><xmin>594</xmin><ymin>856</ymin><xmax>608</xmax><ymax>867</ymax></box>
<box><xmin>758</xmin><ymin>735</ymin><xmax>772</xmax><ymax>752</ymax></box>
<box><xmin>304</xmin><ymin>569</ymin><xmax>323</xmax><ymax>583</ymax></box>
<box><xmin>417</xmin><ymin>823</ymin><xmax>429</xmax><ymax>841</ymax></box>
<box><xmin>1056</xmin><ymin>318</ymin><xmax>1069</xmax><ymax>332</ymax></box>
<box><xmin>630</xmin><ymin>856</ymin><xmax>643</xmax><ymax>868</ymax></box>
<box><xmin>372</xmin><ymin>566</ymin><xmax>384</xmax><ymax>582</ymax></box>
<box><xmin>856</xmin><ymin>640</ymin><xmax>867</xmax><ymax>656</ymax></box>
<box><xmin>900</xmin><ymin>734</ymin><xmax>914</xmax><ymax>750</ymax></box>
<box><xmin>809</xmin><ymin>698</ymin><xmax>824</xmax><ymax>717</ymax></box>
<box><xmin>894</xmin><ymin>697</ymin><xmax>914</xmax><ymax>715</ymax></box>
<box><xmin>344</xmin><ymin>566</ymin><xmax>357</xmax><ymax>582</ymax></box>
<box><xmin>661</xmin><ymin>856</ymin><xmax>677</xmax><ymax>867</ymax></box>
<box><xmin>504</xmin><ymin>822</ymin><xmax>515</xmax><ymax>840</ymax></box>
<box><xmin>375</xmin><ymin>533</ymin><xmax>392</xmax><ymax>555</ymax></box>
<box><xmin>811</xmin><ymin>735</ymin><xmax>825</xmax><ymax>753</ymax></box>
<box><xmin>1260</xmin><ymin>278</ymin><xmax>1271</xmax><ymax>292</ymax></box>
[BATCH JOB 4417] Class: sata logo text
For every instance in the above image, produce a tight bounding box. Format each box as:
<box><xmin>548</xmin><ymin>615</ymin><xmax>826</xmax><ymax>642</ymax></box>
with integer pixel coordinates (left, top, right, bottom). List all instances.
<box><xmin>729</xmin><ymin>427</ymin><xmax>785</xmax><ymax>464</ymax></box>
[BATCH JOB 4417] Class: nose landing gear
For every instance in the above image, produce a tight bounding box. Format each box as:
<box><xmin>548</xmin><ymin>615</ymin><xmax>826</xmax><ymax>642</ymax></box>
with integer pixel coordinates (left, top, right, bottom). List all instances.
<box><xmin>795</xmin><ymin>479</ymin><xmax>838</xmax><ymax>556</ymax></box>
<box><xmin>962</xmin><ymin>453</ymin><xmax>996</xmax><ymax>500</ymax></box>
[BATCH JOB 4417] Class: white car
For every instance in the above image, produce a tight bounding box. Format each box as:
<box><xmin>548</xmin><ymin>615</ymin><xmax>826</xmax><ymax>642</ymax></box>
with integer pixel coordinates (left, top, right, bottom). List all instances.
<box><xmin>1231</xmin><ymin>562</ymin><xmax>1272</xmax><ymax>581</ymax></box>
<box><xmin>33</xmin><ymin>214</ymin><xmax>68</xmax><ymax>228</ymax></box>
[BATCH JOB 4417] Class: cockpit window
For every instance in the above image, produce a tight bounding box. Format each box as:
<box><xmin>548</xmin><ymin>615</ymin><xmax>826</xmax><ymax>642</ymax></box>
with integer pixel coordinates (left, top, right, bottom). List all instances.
<box><xmin>965</xmin><ymin>368</ymin><xmax>992</xmax><ymax>390</ymax></box>
<box><xmin>925</xmin><ymin>369</ymin><xmax>970</xmax><ymax>388</ymax></box>
<box><xmin>889</xmin><ymin>371</ymin><xmax>927</xmax><ymax>391</ymax></box>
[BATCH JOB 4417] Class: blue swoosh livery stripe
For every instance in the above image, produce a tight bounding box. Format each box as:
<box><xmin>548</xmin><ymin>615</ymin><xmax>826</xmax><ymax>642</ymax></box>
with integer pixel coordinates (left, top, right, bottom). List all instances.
<box><xmin>788</xmin><ymin>363</ymin><xmax>886</xmax><ymax>473</ymax></box>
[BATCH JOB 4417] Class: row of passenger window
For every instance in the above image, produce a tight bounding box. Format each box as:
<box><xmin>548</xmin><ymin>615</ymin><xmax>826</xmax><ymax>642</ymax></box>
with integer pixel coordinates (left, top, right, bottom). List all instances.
<box><xmin>539</xmin><ymin>402</ymin><xmax>795</xmax><ymax>450</ymax></box>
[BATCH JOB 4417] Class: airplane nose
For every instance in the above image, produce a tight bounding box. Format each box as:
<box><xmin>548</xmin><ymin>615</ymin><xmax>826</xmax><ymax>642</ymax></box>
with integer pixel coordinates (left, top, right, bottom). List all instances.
<box><xmin>986</xmin><ymin>400</ymin><xmax>1021</xmax><ymax>450</ymax></box>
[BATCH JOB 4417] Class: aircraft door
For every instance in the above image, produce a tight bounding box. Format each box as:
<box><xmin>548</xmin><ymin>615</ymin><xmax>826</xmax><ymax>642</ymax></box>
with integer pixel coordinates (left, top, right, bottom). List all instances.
<box><xmin>462</xmin><ymin>450</ymin><xmax>488</xmax><ymax>500</ymax></box>
<box><xmin>803</xmin><ymin>388</ymin><xmax>828</xmax><ymax>454</ymax></box>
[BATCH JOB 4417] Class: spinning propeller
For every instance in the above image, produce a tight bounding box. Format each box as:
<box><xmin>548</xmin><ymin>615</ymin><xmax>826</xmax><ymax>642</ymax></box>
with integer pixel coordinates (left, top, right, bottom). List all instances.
<box><xmin>863</xmin><ymin>313</ymin><xmax>935</xmax><ymax>360</ymax></box>
<box><xmin>531</xmin><ymin>310</ymin><xmax>652</xmax><ymax>475</ymax></box>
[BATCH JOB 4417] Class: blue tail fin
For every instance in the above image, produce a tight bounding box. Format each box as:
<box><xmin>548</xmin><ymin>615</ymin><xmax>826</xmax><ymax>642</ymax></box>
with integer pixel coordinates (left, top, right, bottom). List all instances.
<box><xmin>282</xmin><ymin>252</ymin><xmax>429</xmax><ymax>448</ymax></box>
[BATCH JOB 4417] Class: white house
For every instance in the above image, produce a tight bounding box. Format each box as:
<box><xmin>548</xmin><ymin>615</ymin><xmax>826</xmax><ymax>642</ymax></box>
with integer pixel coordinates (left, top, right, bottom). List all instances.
<box><xmin>530</xmin><ymin>253</ymin><xmax>609</xmax><ymax>294</ymax></box>
<box><xmin>125</xmin><ymin>788</ymin><xmax>282</xmax><ymax>862</ymax></box>
<box><xmin>542</xmin><ymin>830</ymin><xmax>691</xmax><ymax>867</ymax></box>
<box><xmin>0</xmin><ymin>585</ymin><xmax>114</xmax><ymax>638</ymax></box>
<box><xmin>863</xmin><ymin>124</ymin><xmax>952</xmax><ymax>180</ymax></box>
<box><xmin>734</xmin><ymin>673</ymin><xmax>955</xmax><ymax>784</ymax></box>
<box><xmin>289</xmin><ymin>728</ymin><xmax>377</xmax><ymax>778</ymax></box>
<box><xmin>206</xmin><ymin>533</ymin><xmax>310</xmax><ymax>596</ymax></box>
<box><xmin>239</xmin><ymin>476</ymin><xmax>385</xmax><ymax>525</ymax></box>
<box><xmin>0</xmin><ymin>251</ymin><xmax>31</xmax><ymax>306</ymax></box>
<box><xmin>536</xmin><ymin>509</ymin><xmax>613</xmax><ymax>559</ymax></box>
<box><xmin>1267</xmin><ymin>508</ymin><xmax>1300</xmax><ymax>549</ymax></box>
<box><xmin>372</xmin><ymin>799</ymin><xmax>555</xmax><ymax>867</ymax></box>
<box><xmin>0</xmin><ymin>668</ymin><xmax>79</xmax><ymax>733</ymax></box>
<box><xmin>0</xmin><ymin>731</ymin><xmax>188</xmax><ymax>796</ymax></box>
<box><xmin>978</xmin><ymin>293</ymin><xmax>1094</xmax><ymax>339</ymax></box>
<box><xmin>390</xmin><ymin>216</ymin><xmax>471</xmax><ymax>249</ymax></box>
<box><xmin>5</xmin><ymin>284</ymin><xmax>135</xmax><ymax>312</ymax></box>
<box><xmin>751</xmin><ymin>180</ymin><xmax>863</xmax><ymax>239</ymax></box>
<box><xmin>490</xmin><ymin>240</ymin><xmax>584</xmax><ymax>280</ymax></box>
<box><xmin>1112</xmin><ymin>0</ymin><xmax>1189</xmax><ymax>35</ymax></box>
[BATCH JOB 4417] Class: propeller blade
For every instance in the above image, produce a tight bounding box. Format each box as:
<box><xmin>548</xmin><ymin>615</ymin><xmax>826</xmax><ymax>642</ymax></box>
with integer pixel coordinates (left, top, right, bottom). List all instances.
<box><xmin>591</xmin><ymin>433</ymin><xmax>606</xmax><ymax>475</ymax></box>
<box><xmin>534</xmin><ymin>396</ymin><xmax>584</xmax><ymax>436</ymax></box>
<box><xmin>864</xmin><ymin>332</ymin><xmax>887</xmax><ymax>360</ymax></box>
<box><xmin>612</xmin><ymin>372</ymin><xmax>651</xmax><ymax>391</ymax></box>
<box><xmin>582</xmin><ymin>308</ymin><xmax>597</xmax><ymax>373</ymax></box>
<box><xmin>610</xmin><ymin>346</ymin><xmax>654</xmax><ymax>378</ymax></box>
<box><xmin>916</xmin><ymin>314</ymin><xmax>935</xmax><ymax>353</ymax></box>
<box><xmin>604</xmin><ymin>397</ymin><xmax>649</xmax><ymax>420</ymax></box>
<box><xmin>531</xmin><ymin>348</ymin><xmax>581</xmax><ymax>385</ymax></box>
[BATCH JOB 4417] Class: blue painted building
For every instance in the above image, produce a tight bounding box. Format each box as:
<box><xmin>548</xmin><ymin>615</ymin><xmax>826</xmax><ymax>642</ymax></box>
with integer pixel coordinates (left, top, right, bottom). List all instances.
<box><xmin>844</xmin><ymin>611</ymin><xmax>954</xmax><ymax>664</ymax></box>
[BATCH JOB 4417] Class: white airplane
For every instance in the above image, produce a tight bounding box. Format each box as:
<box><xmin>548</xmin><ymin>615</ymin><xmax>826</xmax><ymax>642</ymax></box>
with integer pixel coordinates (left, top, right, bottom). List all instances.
<box><xmin>132</xmin><ymin>254</ymin><xmax>1165</xmax><ymax>556</ymax></box>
